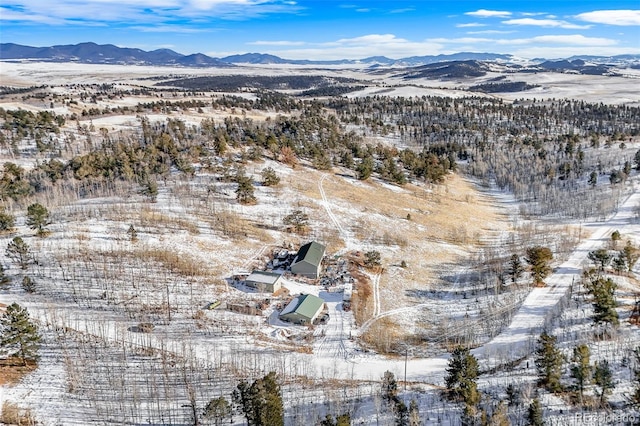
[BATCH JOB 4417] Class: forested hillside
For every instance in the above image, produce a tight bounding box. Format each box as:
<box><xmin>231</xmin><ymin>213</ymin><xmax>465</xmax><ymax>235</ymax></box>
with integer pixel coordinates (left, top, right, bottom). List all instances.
<box><xmin>1</xmin><ymin>77</ymin><xmax>640</xmax><ymax>425</ymax></box>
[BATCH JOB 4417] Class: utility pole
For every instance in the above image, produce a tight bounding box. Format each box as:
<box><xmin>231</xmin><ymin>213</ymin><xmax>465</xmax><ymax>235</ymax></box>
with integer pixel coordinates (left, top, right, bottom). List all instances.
<box><xmin>404</xmin><ymin>346</ymin><xmax>408</xmax><ymax>391</ymax></box>
<box><xmin>166</xmin><ymin>281</ymin><xmax>171</xmax><ymax>322</ymax></box>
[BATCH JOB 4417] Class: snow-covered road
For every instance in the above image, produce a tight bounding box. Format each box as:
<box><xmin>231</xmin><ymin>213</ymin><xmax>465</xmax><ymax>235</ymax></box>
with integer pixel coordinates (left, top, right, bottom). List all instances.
<box><xmin>314</xmin><ymin>180</ymin><xmax>640</xmax><ymax>384</ymax></box>
<box><xmin>474</xmin><ymin>187</ymin><xmax>640</xmax><ymax>365</ymax></box>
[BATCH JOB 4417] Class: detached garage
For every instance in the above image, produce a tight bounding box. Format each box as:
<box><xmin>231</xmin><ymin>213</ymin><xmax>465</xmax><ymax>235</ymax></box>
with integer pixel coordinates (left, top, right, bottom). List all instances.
<box><xmin>245</xmin><ymin>270</ymin><xmax>284</xmax><ymax>293</ymax></box>
<box><xmin>279</xmin><ymin>294</ymin><xmax>325</xmax><ymax>325</ymax></box>
<box><xmin>290</xmin><ymin>241</ymin><xmax>326</xmax><ymax>279</ymax></box>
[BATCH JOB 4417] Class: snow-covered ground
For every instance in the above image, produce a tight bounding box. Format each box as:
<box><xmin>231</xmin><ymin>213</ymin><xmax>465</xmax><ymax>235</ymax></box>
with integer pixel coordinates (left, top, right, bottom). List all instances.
<box><xmin>1</xmin><ymin>64</ymin><xmax>639</xmax><ymax>423</ymax></box>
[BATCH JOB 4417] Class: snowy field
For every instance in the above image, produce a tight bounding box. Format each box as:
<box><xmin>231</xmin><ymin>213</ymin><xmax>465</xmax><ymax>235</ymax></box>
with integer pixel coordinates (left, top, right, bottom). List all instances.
<box><xmin>0</xmin><ymin>62</ymin><xmax>639</xmax><ymax>424</ymax></box>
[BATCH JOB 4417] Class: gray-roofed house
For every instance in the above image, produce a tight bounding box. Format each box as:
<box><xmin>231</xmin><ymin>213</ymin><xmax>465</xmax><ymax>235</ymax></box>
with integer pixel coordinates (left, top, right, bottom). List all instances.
<box><xmin>245</xmin><ymin>270</ymin><xmax>284</xmax><ymax>293</ymax></box>
<box><xmin>279</xmin><ymin>294</ymin><xmax>325</xmax><ymax>325</ymax></box>
<box><xmin>290</xmin><ymin>241</ymin><xmax>326</xmax><ymax>279</ymax></box>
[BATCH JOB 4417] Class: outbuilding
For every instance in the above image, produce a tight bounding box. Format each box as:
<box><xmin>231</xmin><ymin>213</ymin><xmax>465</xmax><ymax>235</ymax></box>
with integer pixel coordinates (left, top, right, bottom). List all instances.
<box><xmin>279</xmin><ymin>294</ymin><xmax>325</xmax><ymax>325</ymax></box>
<box><xmin>245</xmin><ymin>270</ymin><xmax>284</xmax><ymax>293</ymax></box>
<box><xmin>290</xmin><ymin>241</ymin><xmax>326</xmax><ymax>279</ymax></box>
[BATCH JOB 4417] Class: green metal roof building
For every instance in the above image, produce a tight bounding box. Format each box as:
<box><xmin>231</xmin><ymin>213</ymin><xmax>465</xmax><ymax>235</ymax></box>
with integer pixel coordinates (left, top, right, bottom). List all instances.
<box><xmin>290</xmin><ymin>241</ymin><xmax>326</xmax><ymax>279</ymax></box>
<box><xmin>279</xmin><ymin>294</ymin><xmax>325</xmax><ymax>325</ymax></box>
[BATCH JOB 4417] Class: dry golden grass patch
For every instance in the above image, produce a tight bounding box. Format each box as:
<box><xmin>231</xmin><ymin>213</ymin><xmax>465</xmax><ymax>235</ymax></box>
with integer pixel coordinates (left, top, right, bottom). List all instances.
<box><xmin>322</xmin><ymin>174</ymin><xmax>505</xmax><ymax>244</ymax></box>
<box><xmin>192</xmin><ymin>238</ymin><xmax>267</xmax><ymax>276</ymax></box>
<box><xmin>0</xmin><ymin>358</ymin><xmax>37</xmax><ymax>386</ymax></box>
<box><xmin>349</xmin><ymin>266</ymin><xmax>373</xmax><ymax>326</ymax></box>
<box><xmin>95</xmin><ymin>246</ymin><xmax>211</xmax><ymax>278</ymax></box>
<box><xmin>136</xmin><ymin>247</ymin><xmax>209</xmax><ymax>277</ymax></box>
<box><xmin>360</xmin><ymin>317</ymin><xmax>403</xmax><ymax>353</ymax></box>
<box><xmin>318</xmin><ymin>173</ymin><xmax>511</xmax><ymax>338</ymax></box>
<box><xmin>203</xmin><ymin>210</ymin><xmax>273</xmax><ymax>243</ymax></box>
<box><xmin>0</xmin><ymin>401</ymin><xmax>36</xmax><ymax>426</ymax></box>
<box><xmin>139</xmin><ymin>207</ymin><xmax>200</xmax><ymax>235</ymax></box>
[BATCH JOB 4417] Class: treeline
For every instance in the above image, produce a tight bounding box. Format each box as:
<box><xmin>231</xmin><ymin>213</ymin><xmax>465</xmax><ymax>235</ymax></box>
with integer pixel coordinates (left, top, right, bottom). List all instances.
<box><xmin>325</xmin><ymin>95</ymin><xmax>640</xmax><ymax>217</ymax></box>
<box><xmin>2</xmin><ymin>89</ymin><xmax>639</xmax><ymax>218</ymax></box>
<box><xmin>0</xmin><ymin>106</ymin><xmax>457</xmax><ymax>208</ymax></box>
<box><xmin>0</xmin><ymin>85</ymin><xmax>45</xmax><ymax>96</ymax></box>
<box><xmin>469</xmin><ymin>81</ymin><xmax>539</xmax><ymax>93</ymax></box>
<box><xmin>160</xmin><ymin>75</ymin><xmax>362</xmax><ymax>92</ymax></box>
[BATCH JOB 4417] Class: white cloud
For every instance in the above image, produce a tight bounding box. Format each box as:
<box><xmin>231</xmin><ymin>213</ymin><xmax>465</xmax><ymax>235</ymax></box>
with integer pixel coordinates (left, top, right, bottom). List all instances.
<box><xmin>249</xmin><ymin>40</ymin><xmax>306</xmax><ymax>46</ymax></box>
<box><xmin>495</xmin><ymin>35</ymin><xmax>616</xmax><ymax>46</ymax></box>
<box><xmin>456</xmin><ymin>23</ymin><xmax>486</xmax><ymax>28</ymax></box>
<box><xmin>465</xmin><ymin>9</ymin><xmax>512</xmax><ymax>18</ymax></box>
<box><xmin>576</xmin><ymin>10</ymin><xmax>640</xmax><ymax>26</ymax></box>
<box><xmin>331</xmin><ymin>34</ymin><xmax>408</xmax><ymax>45</ymax></box>
<box><xmin>390</xmin><ymin>8</ymin><xmax>415</xmax><ymax>14</ymax></box>
<box><xmin>253</xmin><ymin>31</ymin><xmax>632</xmax><ymax>60</ymax></box>
<box><xmin>0</xmin><ymin>0</ymin><xmax>301</xmax><ymax>24</ymax></box>
<box><xmin>513</xmin><ymin>45</ymin><xmax>640</xmax><ymax>58</ymax></box>
<box><xmin>0</xmin><ymin>6</ymin><xmax>67</xmax><ymax>24</ymax></box>
<box><xmin>431</xmin><ymin>34</ymin><xmax>617</xmax><ymax>47</ymax></box>
<box><xmin>502</xmin><ymin>18</ymin><xmax>591</xmax><ymax>29</ymax></box>
<box><xmin>254</xmin><ymin>34</ymin><xmax>444</xmax><ymax>60</ymax></box>
<box><xmin>129</xmin><ymin>25</ymin><xmax>214</xmax><ymax>33</ymax></box>
<box><xmin>467</xmin><ymin>30</ymin><xmax>515</xmax><ymax>35</ymax></box>
<box><xmin>528</xmin><ymin>34</ymin><xmax>616</xmax><ymax>46</ymax></box>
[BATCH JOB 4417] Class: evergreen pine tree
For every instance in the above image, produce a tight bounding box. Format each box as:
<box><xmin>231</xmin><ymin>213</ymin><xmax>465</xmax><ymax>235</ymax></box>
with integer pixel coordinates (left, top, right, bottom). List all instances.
<box><xmin>127</xmin><ymin>224</ymin><xmax>138</xmax><ymax>242</ymax></box>
<box><xmin>335</xmin><ymin>414</ymin><xmax>350</xmax><ymax>426</ymax></box>
<box><xmin>585</xmin><ymin>276</ymin><xmax>619</xmax><ymax>326</ymax></box>
<box><xmin>26</xmin><ymin>203</ymin><xmax>51</xmax><ymax>237</ymax></box>
<box><xmin>258</xmin><ymin>371</ymin><xmax>283</xmax><ymax>426</ymax></box>
<box><xmin>356</xmin><ymin>155</ymin><xmax>374</xmax><ymax>180</ymax></box>
<box><xmin>505</xmin><ymin>383</ymin><xmax>520</xmax><ymax>406</ymax></box>
<box><xmin>570</xmin><ymin>344</ymin><xmax>592</xmax><ymax>406</ymax></box>
<box><xmin>0</xmin><ymin>303</ymin><xmax>41</xmax><ymax>365</ymax></box>
<box><xmin>21</xmin><ymin>276</ymin><xmax>35</xmax><ymax>293</ymax></box>
<box><xmin>612</xmin><ymin>254</ymin><xmax>626</xmax><ymax>274</ymax></box>
<box><xmin>594</xmin><ymin>360</ymin><xmax>614</xmax><ymax>407</ymax></box>
<box><xmin>393</xmin><ymin>400</ymin><xmax>408</xmax><ymax>426</ymax></box>
<box><xmin>232</xmin><ymin>379</ymin><xmax>257</xmax><ymax>425</ymax></box>
<box><xmin>320</xmin><ymin>414</ymin><xmax>351</xmax><ymax>426</ymax></box>
<box><xmin>0</xmin><ymin>209</ymin><xmax>16</xmax><ymax>232</ymax></box>
<box><xmin>233</xmin><ymin>372</ymin><xmax>283</xmax><ymax>426</ymax></box>
<box><xmin>535</xmin><ymin>332</ymin><xmax>564</xmax><ymax>393</ymax></box>
<box><xmin>508</xmin><ymin>254</ymin><xmax>524</xmax><ymax>284</ymax></box>
<box><xmin>381</xmin><ymin>370</ymin><xmax>399</xmax><ymax>405</ymax></box>
<box><xmin>588</xmin><ymin>249</ymin><xmax>612</xmax><ymax>272</ymax></box>
<box><xmin>622</xmin><ymin>241</ymin><xmax>640</xmax><ymax>272</ymax></box>
<box><xmin>261</xmin><ymin>167</ymin><xmax>280</xmax><ymax>186</ymax></box>
<box><xmin>235</xmin><ymin>172</ymin><xmax>257</xmax><ymax>205</ymax></box>
<box><xmin>203</xmin><ymin>396</ymin><xmax>231</xmax><ymax>426</ymax></box>
<box><xmin>525</xmin><ymin>246</ymin><xmax>553</xmax><ymax>287</ymax></box>
<box><xmin>0</xmin><ymin>263</ymin><xmax>10</xmax><ymax>287</ymax></box>
<box><xmin>283</xmin><ymin>209</ymin><xmax>309</xmax><ymax>234</ymax></box>
<box><xmin>445</xmin><ymin>346</ymin><xmax>480</xmax><ymax>406</ymax></box>
<box><xmin>6</xmin><ymin>236</ymin><xmax>32</xmax><ymax>270</ymax></box>
<box><xmin>526</xmin><ymin>398</ymin><xmax>544</xmax><ymax>426</ymax></box>
<box><xmin>611</xmin><ymin>230</ymin><xmax>621</xmax><ymax>248</ymax></box>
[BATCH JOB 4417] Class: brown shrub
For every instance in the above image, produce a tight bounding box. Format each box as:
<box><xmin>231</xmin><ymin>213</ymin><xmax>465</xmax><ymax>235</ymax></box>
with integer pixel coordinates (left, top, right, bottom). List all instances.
<box><xmin>360</xmin><ymin>317</ymin><xmax>401</xmax><ymax>354</ymax></box>
<box><xmin>1</xmin><ymin>401</ymin><xmax>36</xmax><ymax>426</ymax></box>
<box><xmin>350</xmin><ymin>269</ymin><xmax>373</xmax><ymax>326</ymax></box>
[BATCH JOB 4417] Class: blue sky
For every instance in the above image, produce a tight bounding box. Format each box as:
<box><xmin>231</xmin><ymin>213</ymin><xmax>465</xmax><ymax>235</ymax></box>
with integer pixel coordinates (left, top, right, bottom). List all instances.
<box><xmin>1</xmin><ymin>0</ymin><xmax>639</xmax><ymax>59</ymax></box>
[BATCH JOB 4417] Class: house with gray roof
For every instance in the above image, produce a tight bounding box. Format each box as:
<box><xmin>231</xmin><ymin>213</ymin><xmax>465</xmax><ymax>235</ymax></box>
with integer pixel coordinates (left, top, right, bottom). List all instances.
<box><xmin>279</xmin><ymin>294</ymin><xmax>325</xmax><ymax>325</ymax></box>
<box><xmin>290</xmin><ymin>241</ymin><xmax>326</xmax><ymax>279</ymax></box>
<box><xmin>245</xmin><ymin>270</ymin><xmax>284</xmax><ymax>293</ymax></box>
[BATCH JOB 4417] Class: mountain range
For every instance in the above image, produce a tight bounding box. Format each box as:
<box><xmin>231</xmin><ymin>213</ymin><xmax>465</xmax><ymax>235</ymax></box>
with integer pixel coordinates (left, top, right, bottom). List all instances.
<box><xmin>1</xmin><ymin>42</ymin><xmax>639</xmax><ymax>69</ymax></box>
